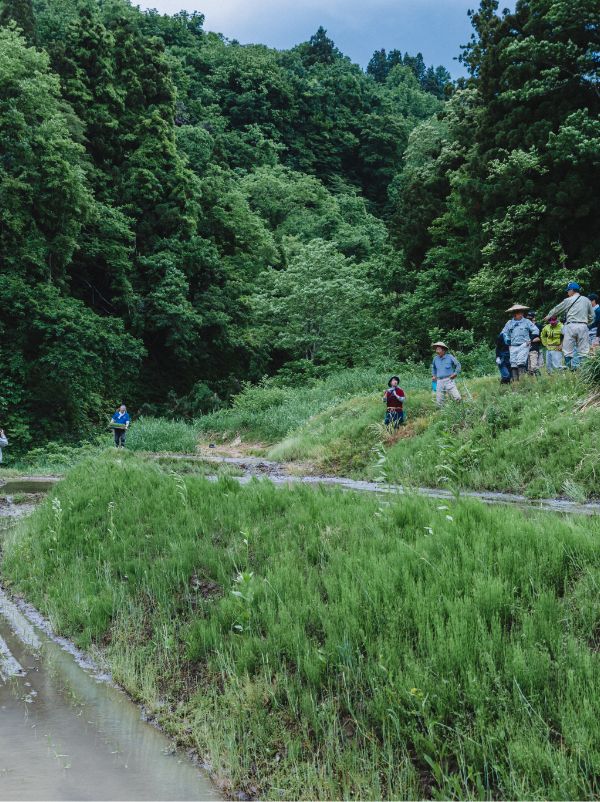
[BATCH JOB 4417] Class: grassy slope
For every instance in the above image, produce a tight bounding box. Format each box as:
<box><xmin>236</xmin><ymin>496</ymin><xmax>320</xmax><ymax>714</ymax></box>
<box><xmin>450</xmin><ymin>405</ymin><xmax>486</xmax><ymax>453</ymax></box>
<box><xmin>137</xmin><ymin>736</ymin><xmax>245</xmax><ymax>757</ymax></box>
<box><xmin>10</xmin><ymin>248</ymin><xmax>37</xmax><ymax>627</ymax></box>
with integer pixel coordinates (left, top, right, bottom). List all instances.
<box><xmin>4</xmin><ymin>452</ymin><xmax>600</xmax><ymax>799</ymax></box>
<box><xmin>199</xmin><ymin>371</ymin><xmax>600</xmax><ymax>500</ymax></box>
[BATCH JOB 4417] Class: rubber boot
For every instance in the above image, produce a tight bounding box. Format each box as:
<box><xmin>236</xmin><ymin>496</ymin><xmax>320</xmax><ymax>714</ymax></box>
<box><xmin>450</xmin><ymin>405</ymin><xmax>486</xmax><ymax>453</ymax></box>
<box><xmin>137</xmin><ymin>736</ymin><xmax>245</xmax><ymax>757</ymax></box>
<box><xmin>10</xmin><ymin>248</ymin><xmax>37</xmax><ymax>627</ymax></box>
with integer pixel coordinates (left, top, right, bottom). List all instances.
<box><xmin>518</xmin><ymin>366</ymin><xmax>527</xmax><ymax>379</ymax></box>
<box><xmin>564</xmin><ymin>355</ymin><xmax>572</xmax><ymax>370</ymax></box>
<box><xmin>511</xmin><ymin>367</ymin><xmax>519</xmax><ymax>382</ymax></box>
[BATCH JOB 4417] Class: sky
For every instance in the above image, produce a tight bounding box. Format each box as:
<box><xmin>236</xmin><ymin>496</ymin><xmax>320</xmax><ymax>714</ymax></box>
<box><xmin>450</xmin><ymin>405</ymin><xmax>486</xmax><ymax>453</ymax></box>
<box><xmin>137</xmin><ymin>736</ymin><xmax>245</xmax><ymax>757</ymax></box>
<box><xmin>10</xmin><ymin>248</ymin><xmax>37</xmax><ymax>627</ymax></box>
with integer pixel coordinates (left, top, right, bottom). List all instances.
<box><xmin>137</xmin><ymin>0</ymin><xmax>481</xmax><ymax>77</ymax></box>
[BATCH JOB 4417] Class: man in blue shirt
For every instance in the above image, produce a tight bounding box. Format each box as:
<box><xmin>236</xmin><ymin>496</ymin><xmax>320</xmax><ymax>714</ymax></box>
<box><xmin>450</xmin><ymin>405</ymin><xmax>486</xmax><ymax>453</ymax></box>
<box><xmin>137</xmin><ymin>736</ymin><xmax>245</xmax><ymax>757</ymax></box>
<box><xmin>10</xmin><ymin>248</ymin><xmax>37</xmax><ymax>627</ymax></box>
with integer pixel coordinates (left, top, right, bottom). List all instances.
<box><xmin>111</xmin><ymin>404</ymin><xmax>131</xmax><ymax>447</ymax></box>
<box><xmin>431</xmin><ymin>342</ymin><xmax>462</xmax><ymax>407</ymax></box>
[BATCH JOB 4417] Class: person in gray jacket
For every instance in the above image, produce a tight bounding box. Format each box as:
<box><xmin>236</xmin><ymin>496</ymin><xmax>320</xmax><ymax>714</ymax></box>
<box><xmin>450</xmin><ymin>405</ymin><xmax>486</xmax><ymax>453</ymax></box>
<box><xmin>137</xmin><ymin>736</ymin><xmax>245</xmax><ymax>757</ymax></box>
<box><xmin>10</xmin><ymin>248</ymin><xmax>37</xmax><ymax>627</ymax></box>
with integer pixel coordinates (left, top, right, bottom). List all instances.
<box><xmin>544</xmin><ymin>282</ymin><xmax>594</xmax><ymax>369</ymax></box>
<box><xmin>0</xmin><ymin>429</ymin><xmax>8</xmax><ymax>464</ymax></box>
<box><xmin>501</xmin><ymin>304</ymin><xmax>539</xmax><ymax>381</ymax></box>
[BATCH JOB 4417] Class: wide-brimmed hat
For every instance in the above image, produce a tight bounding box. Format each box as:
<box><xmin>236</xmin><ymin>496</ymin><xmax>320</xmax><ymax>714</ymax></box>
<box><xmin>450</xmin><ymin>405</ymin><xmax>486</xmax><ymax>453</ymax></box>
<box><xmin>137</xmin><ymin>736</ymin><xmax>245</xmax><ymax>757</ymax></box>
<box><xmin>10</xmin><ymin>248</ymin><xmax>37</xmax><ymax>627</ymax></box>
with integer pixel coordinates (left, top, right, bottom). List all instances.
<box><xmin>432</xmin><ymin>341</ymin><xmax>448</xmax><ymax>350</ymax></box>
<box><xmin>505</xmin><ymin>304</ymin><xmax>529</xmax><ymax>313</ymax></box>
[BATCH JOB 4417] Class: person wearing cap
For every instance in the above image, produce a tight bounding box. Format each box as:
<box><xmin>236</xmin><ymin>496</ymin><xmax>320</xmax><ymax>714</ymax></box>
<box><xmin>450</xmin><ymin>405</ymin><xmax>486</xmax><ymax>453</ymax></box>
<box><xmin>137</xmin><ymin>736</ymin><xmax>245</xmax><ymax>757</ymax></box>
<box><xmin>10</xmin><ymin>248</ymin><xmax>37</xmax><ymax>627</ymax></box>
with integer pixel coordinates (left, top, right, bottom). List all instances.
<box><xmin>544</xmin><ymin>282</ymin><xmax>594</xmax><ymax>369</ymax></box>
<box><xmin>588</xmin><ymin>293</ymin><xmax>600</xmax><ymax>347</ymax></box>
<box><xmin>525</xmin><ymin>311</ymin><xmax>542</xmax><ymax>376</ymax></box>
<box><xmin>540</xmin><ymin>316</ymin><xmax>564</xmax><ymax>373</ymax></box>
<box><xmin>383</xmin><ymin>376</ymin><xmax>406</xmax><ymax>428</ymax></box>
<box><xmin>431</xmin><ymin>342</ymin><xmax>461</xmax><ymax>407</ymax></box>
<box><xmin>501</xmin><ymin>305</ymin><xmax>539</xmax><ymax>381</ymax></box>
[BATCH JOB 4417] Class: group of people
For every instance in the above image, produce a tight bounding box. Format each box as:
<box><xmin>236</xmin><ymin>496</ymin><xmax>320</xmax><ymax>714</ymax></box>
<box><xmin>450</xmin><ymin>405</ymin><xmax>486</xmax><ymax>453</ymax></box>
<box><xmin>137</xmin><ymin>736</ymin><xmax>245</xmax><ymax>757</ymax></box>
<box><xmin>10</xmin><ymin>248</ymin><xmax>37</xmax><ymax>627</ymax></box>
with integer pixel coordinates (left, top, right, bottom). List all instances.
<box><xmin>497</xmin><ymin>282</ymin><xmax>600</xmax><ymax>383</ymax></box>
<box><xmin>384</xmin><ymin>341</ymin><xmax>463</xmax><ymax>427</ymax></box>
<box><xmin>383</xmin><ymin>282</ymin><xmax>600</xmax><ymax>429</ymax></box>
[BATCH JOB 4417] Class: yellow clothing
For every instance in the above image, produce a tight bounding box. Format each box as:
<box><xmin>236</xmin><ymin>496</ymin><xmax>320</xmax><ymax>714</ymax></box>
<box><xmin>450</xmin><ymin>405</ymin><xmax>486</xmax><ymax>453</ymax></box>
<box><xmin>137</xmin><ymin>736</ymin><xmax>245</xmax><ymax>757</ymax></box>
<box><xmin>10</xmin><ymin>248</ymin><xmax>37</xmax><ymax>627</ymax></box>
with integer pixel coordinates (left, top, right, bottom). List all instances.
<box><xmin>540</xmin><ymin>322</ymin><xmax>563</xmax><ymax>350</ymax></box>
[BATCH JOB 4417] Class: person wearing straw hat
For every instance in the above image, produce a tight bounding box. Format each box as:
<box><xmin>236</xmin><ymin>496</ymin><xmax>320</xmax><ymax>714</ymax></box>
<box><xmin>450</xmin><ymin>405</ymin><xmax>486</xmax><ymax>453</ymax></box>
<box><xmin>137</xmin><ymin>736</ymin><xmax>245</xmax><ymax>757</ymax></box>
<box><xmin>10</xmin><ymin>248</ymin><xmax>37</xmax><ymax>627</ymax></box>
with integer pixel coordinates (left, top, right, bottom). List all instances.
<box><xmin>431</xmin><ymin>342</ymin><xmax>461</xmax><ymax>407</ymax></box>
<box><xmin>501</xmin><ymin>304</ymin><xmax>538</xmax><ymax>381</ymax></box>
<box><xmin>544</xmin><ymin>282</ymin><xmax>594</xmax><ymax>369</ymax></box>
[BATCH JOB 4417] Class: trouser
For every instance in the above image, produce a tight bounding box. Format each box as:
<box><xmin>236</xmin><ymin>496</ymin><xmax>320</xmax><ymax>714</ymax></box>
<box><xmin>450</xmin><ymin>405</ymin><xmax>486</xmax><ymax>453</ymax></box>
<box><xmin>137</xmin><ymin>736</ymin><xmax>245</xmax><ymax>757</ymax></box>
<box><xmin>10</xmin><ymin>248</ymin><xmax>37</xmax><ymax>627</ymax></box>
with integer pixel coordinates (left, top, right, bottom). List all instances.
<box><xmin>498</xmin><ymin>355</ymin><xmax>511</xmax><ymax>384</ymax></box>
<box><xmin>436</xmin><ymin>377</ymin><xmax>461</xmax><ymax>407</ymax></box>
<box><xmin>546</xmin><ymin>350</ymin><xmax>564</xmax><ymax>373</ymax></box>
<box><xmin>384</xmin><ymin>408</ymin><xmax>404</xmax><ymax>428</ymax></box>
<box><xmin>528</xmin><ymin>349</ymin><xmax>542</xmax><ymax>375</ymax></box>
<box><xmin>562</xmin><ymin>322</ymin><xmax>590</xmax><ymax>360</ymax></box>
<box><xmin>114</xmin><ymin>428</ymin><xmax>126</xmax><ymax>447</ymax></box>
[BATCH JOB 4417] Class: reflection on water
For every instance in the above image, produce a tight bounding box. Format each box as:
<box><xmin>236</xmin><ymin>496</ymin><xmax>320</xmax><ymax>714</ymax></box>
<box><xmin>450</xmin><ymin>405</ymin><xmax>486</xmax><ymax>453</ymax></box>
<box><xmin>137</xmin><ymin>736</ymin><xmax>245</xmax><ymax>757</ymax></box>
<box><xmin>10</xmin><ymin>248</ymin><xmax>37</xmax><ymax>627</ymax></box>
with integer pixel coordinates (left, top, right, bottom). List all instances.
<box><xmin>0</xmin><ymin>595</ymin><xmax>219</xmax><ymax>801</ymax></box>
<box><xmin>0</xmin><ymin>480</ymin><xmax>57</xmax><ymax>495</ymax></box>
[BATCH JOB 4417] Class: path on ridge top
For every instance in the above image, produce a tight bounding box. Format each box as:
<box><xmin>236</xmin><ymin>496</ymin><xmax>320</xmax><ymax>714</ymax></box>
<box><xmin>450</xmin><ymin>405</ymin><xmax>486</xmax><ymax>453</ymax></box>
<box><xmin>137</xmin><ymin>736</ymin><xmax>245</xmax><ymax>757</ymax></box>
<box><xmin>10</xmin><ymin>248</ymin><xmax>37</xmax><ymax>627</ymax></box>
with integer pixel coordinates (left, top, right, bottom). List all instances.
<box><xmin>156</xmin><ymin>453</ymin><xmax>600</xmax><ymax>517</ymax></box>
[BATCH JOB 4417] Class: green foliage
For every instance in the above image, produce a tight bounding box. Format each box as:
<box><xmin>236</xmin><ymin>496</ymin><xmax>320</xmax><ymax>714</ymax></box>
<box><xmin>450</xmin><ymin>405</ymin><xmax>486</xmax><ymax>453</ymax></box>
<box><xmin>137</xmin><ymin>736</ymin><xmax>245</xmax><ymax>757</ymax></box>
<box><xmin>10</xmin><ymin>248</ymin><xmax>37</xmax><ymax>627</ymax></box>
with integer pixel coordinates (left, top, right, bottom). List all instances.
<box><xmin>197</xmin><ymin>366</ymin><xmax>425</xmax><ymax>443</ymax></box>
<box><xmin>249</xmin><ymin>239</ymin><xmax>394</xmax><ymax>366</ymax></box>
<box><xmin>1</xmin><ymin>0</ymin><xmax>596</xmax><ymax>451</ymax></box>
<box><xmin>7</xmin><ymin>453</ymin><xmax>600</xmax><ymax>798</ymax></box>
<box><xmin>390</xmin><ymin>0</ymin><xmax>600</xmax><ymax>351</ymax></box>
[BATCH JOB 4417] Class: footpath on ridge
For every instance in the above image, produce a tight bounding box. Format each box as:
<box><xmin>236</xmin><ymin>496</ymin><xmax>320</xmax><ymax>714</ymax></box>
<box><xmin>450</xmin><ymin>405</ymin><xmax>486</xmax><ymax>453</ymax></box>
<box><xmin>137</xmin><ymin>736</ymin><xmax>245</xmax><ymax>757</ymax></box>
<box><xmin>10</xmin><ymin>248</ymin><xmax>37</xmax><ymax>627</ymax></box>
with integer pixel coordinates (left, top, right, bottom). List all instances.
<box><xmin>155</xmin><ymin>452</ymin><xmax>600</xmax><ymax>516</ymax></box>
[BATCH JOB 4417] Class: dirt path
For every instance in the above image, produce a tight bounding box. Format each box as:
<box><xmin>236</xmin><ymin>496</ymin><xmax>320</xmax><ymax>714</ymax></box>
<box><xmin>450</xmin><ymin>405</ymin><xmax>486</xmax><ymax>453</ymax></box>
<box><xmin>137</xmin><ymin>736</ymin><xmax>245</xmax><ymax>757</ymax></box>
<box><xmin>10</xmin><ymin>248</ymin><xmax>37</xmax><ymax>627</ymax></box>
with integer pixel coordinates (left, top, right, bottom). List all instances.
<box><xmin>153</xmin><ymin>453</ymin><xmax>600</xmax><ymax>516</ymax></box>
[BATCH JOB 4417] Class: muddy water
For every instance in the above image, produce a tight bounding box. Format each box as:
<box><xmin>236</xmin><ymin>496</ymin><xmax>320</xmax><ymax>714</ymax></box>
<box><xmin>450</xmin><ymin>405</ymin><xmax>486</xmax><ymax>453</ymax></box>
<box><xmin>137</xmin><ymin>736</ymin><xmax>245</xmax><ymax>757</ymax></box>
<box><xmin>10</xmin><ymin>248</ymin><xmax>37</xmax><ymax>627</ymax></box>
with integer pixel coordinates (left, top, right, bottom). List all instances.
<box><xmin>0</xmin><ymin>480</ymin><xmax>58</xmax><ymax>495</ymax></box>
<box><xmin>0</xmin><ymin>591</ymin><xmax>219</xmax><ymax>801</ymax></box>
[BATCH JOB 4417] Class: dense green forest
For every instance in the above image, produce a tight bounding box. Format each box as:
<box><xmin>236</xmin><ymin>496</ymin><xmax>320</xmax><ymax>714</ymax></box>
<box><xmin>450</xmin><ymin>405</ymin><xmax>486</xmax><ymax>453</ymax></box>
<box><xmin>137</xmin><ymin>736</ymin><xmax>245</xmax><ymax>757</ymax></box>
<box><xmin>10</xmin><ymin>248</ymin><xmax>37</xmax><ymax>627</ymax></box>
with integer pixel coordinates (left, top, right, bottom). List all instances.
<box><xmin>0</xmin><ymin>0</ymin><xmax>598</xmax><ymax>445</ymax></box>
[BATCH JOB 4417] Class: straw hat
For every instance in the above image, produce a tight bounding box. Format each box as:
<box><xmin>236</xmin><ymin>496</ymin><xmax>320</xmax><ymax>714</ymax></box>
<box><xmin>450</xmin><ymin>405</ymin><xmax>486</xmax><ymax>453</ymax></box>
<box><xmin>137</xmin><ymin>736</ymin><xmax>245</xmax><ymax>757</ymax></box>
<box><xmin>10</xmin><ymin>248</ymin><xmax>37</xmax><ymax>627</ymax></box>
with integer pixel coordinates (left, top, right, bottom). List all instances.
<box><xmin>432</xmin><ymin>341</ymin><xmax>448</xmax><ymax>350</ymax></box>
<box><xmin>505</xmin><ymin>304</ymin><xmax>530</xmax><ymax>313</ymax></box>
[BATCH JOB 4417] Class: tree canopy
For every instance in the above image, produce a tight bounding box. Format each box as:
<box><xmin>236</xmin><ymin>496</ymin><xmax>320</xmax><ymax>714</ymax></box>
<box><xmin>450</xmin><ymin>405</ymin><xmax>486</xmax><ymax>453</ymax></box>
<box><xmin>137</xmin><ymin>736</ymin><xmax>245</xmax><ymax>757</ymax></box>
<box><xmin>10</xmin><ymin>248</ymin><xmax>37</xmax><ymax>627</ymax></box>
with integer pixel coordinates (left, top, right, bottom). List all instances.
<box><xmin>0</xmin><ymin>0</ymin><xmax>597</xmax><ymax>443</ymax></box>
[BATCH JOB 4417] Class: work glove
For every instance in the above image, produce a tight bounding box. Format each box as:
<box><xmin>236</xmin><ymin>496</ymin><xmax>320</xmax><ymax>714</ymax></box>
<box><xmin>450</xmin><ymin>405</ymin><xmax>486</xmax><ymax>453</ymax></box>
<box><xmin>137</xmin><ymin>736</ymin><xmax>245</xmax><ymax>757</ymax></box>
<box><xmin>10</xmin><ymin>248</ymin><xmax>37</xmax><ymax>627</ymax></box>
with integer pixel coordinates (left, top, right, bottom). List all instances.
<box><xmin>495</xmin><ymin>357</ymin><xmax>501</xmax><ymax>365</ymax></box>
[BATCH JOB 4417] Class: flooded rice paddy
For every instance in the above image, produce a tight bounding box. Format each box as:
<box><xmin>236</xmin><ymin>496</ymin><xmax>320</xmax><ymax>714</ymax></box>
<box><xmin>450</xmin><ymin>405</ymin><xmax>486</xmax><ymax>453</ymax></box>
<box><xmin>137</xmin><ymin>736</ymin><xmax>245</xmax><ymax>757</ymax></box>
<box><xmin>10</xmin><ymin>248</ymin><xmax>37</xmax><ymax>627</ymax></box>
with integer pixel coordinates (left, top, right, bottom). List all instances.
<box><xmin>0</xmin><ymin>478</ymin><xmax>218</xmax><ymax>802</ymax></box>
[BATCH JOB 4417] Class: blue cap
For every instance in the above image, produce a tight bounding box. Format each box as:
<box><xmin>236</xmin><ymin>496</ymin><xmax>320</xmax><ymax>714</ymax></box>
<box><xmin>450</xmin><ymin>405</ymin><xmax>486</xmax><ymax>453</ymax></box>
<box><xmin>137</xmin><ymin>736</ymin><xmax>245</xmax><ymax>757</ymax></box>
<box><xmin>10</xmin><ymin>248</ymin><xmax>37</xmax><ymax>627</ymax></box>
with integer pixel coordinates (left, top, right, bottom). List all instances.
<box><xmin>567</xmin><ymin>281</ymin><xmax>581</xmax><ymax>291</ymax></box>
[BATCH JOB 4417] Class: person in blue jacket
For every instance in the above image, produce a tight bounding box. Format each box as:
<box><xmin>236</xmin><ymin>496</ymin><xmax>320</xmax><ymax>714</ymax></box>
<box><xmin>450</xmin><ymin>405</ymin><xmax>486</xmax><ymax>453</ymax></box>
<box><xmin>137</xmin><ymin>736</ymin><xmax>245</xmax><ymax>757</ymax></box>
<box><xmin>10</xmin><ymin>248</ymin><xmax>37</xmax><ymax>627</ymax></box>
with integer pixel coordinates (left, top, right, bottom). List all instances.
<box><xmin>495</xmin><ymin>333</ymin><xmax>511</xmax><ymax>384</ymax></box>
<box><xmin>111</xmin><ymin>404</ymin><xmax>130</xmax><ymax>447</ymax></box>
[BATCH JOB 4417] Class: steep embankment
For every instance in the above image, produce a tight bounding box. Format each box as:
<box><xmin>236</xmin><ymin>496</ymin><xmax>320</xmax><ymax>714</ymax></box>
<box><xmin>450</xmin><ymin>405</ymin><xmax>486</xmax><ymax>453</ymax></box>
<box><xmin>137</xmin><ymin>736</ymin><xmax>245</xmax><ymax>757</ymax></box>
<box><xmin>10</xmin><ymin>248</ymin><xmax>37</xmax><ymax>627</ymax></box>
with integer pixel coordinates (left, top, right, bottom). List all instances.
<box><xmin>197</xmin><ymin>370</ymin><xmax>599</xmax><ymax>501</ymax></box>
<box><xmin>4</xmin><ymin>452</ymin><xmax>600</xmax><ymax>799</ymax></box>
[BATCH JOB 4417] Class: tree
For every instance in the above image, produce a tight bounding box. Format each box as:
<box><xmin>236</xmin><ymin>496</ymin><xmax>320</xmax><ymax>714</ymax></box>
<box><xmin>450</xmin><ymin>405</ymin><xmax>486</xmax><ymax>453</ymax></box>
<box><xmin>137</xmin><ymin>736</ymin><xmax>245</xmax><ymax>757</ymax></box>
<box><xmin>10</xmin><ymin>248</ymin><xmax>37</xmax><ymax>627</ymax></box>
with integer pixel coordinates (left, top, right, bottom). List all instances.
<box><xmin>0</xmin><ymin>0</ymin><xmax>35</xmax><ymax>41</ymax></box>
<box><xmin>0</xmin><ymin>27</ymin><xmax>92</xmax><ymax>283</ymax></box>
<box><xmin>249</xmin><ymin>239</ymin><xmax>393</xmax><ymax>366</ymax></box>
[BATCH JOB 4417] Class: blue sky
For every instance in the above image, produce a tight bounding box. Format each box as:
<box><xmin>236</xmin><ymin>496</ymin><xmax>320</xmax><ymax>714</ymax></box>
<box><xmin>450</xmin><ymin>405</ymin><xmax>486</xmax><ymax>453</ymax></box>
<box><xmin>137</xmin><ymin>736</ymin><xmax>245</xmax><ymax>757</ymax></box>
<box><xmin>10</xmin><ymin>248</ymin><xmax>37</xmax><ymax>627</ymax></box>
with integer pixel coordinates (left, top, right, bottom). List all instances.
<box><xmin>138</xmin><ymin>0</ymin><xmax>483</xmax><ymax>76</ymax></box>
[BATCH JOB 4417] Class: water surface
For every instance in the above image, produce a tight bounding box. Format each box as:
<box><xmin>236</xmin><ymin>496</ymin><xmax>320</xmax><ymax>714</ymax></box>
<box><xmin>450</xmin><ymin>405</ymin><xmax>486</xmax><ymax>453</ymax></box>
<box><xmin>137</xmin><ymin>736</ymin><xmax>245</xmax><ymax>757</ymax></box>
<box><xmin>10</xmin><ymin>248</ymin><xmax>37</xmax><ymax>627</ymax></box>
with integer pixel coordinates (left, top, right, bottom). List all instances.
<box><xmin>0</xmin><ymin>591</ymin><xmax>219</xmax><ymax>801</ymax></box>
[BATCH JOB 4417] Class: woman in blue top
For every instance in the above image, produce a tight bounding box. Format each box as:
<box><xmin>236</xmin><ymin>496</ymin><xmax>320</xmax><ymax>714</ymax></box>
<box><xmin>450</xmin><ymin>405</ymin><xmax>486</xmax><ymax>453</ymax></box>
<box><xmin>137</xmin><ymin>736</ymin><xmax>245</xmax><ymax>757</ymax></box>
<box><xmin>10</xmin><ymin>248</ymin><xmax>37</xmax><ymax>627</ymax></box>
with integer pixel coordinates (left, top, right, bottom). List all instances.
<box><xmin>111</xmin><ymin>404</ymin><xmax>131</xmax><ymax>447</ymax></box>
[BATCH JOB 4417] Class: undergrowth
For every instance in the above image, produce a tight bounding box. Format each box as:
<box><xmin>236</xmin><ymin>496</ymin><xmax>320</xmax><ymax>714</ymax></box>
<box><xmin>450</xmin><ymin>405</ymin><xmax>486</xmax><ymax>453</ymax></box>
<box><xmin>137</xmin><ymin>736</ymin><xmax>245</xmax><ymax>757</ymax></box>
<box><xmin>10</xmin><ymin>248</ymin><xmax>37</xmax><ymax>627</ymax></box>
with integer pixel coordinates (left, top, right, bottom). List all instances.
<box><xmin>5</xmin><ymin>452</ymin><xmax>600</xmax><ymax>799</ymax></box>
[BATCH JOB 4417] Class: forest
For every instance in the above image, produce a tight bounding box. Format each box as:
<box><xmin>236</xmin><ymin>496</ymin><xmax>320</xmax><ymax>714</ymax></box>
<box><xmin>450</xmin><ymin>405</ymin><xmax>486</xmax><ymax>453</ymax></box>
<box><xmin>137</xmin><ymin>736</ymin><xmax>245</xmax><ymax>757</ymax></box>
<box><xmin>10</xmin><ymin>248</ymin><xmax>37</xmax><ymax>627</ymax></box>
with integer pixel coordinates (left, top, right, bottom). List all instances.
<box><xmin>0</xmin><ymin>0</ymin><xmax>598</xmax><ymax>446</ymax></box>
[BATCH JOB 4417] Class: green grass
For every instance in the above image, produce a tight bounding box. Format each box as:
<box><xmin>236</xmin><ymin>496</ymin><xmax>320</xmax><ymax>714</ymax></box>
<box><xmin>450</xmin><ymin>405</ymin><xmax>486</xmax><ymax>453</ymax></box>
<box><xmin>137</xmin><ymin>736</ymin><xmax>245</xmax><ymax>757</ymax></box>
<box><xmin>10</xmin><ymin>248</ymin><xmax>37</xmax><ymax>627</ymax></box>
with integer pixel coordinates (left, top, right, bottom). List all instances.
<box><xmin>196</xmin><ymin>366</ymin><xmax>431</xmax><ymax>443</ymax></box>
<box><xmin>197</xmin><ymin>369</ymin><xmax>600</xmax><ymax>500</ymax></box>
<box><xmin>124</xmin><ymin>416</ymin><xmax>200</xmax><ymax>453</ymax></box>
<box><xmin>382</xmin><ymin>372</ymin><xmax>599</xmax><ymax>499</ymax></box>
<box><xmin>5</xmin><ymin>452</ymin><xmax>600</xmax><ymax>799</ymax></box>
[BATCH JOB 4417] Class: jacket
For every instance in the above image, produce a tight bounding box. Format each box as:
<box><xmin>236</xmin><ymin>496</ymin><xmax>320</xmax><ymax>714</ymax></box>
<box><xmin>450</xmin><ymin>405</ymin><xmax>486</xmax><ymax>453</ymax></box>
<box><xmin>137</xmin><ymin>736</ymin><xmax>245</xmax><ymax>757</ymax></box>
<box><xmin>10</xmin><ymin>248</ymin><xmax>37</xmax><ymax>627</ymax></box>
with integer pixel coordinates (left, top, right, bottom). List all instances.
<box><xmin>501</xmin><ymin>317</ymin><xmax>539</xmax><ymax>347</ymax></box>
<box><xmin>0</xmin><ymin>433</ymin><xmax>7</xmax><ymax>463</ymax></box>
<box><xmin>111</xmin><ymin>411</ymin><xmax>130</xmax><ymax>427</ymax></box>
<box><xmin>547</xmin><ymin>294</ymin><xmax>594</xmax><ymax>325</ymax></box>
<box><xmin>384</xmin><ymin>388</ymin><xmax>405</xmax><ymax>408</ymax></box>
<box><xmin>540</xmin><ymin>323</ymin><xmax>563</xmax><ymax>350</ymax></box>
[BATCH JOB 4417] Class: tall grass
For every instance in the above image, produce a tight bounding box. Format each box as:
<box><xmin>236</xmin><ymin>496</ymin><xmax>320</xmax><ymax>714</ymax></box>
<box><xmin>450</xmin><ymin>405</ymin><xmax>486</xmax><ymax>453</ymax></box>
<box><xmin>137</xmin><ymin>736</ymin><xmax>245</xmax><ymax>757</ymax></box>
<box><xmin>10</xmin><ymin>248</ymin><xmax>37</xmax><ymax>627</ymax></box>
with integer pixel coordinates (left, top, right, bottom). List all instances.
<box><xmin>124</xmin><ymin>416</ymin><xmax>200</xmax><ymax>453</ymax></box>
<box><xmin>384</xmin><ymin>372</ymin><xmax>600</xmax><ymax>498</ymax></box>
<box><xmin>196</xmin><ymin>366</ymin><xmax>430</xmax><ymax>443</ymax></box>
<box><xmin>5</xmin><ymin>452</ymin><xmax>600</xmax><ymax>799</ymax></box>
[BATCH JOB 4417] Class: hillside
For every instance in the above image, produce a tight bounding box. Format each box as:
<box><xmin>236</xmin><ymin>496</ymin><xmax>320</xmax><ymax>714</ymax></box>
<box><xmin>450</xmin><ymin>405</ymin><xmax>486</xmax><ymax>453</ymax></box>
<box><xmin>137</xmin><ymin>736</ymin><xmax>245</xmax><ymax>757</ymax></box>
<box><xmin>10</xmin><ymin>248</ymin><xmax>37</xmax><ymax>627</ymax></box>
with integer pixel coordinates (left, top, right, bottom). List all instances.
<box><xmin>1</xmin><ymin>0</ymin><xmax>598</xmax><ymax>449</ymax></box>
<box><xmin>195</xmin><ymin>368</ymin><xmax>600</xmax><ymax>501</ymax></box>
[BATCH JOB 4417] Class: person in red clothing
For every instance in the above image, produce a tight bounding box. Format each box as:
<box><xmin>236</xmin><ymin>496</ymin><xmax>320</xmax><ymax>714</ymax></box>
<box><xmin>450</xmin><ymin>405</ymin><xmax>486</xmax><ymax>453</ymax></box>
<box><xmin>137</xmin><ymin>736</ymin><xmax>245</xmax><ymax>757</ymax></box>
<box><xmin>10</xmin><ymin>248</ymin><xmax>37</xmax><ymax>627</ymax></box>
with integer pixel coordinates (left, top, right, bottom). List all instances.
<box><xmin>383</xmin><ymin>376</ymin><xmax>405</xmax><ymax>428</ymax></box>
